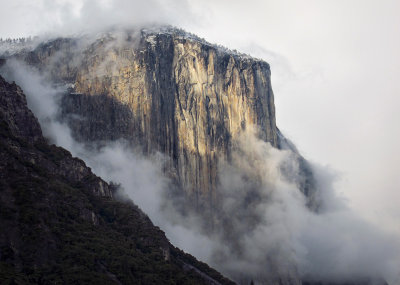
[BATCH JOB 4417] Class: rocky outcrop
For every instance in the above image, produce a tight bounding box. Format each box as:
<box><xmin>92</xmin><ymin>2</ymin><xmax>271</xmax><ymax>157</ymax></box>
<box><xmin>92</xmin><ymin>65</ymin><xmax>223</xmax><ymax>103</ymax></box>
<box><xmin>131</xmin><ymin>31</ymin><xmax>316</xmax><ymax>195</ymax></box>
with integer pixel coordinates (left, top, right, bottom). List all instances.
<box><xmin>0</xmin><ymin>76</ymin><xmax>113</xmax><ymax>199</ymax></box>
<box><xmin>10</xmin><ymin>28</ymin><xmax>314</xmax><ymax>211</ymax></box>
<box><xmin>0</xmin><ymin>78</ymin><xmax>43</xmax><ymax>142</ymax></box>
<box><xmin>0</xmin><ymin>74</ymin><xmax>234</xmax><ymax>284</ymax></box>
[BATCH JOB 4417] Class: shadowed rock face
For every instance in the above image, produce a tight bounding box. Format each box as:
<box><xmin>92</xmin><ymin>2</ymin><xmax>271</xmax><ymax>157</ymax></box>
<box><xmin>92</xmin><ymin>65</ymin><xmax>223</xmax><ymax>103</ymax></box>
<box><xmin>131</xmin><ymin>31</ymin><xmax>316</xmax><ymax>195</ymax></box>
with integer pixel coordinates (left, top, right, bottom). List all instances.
<box><xmin>13</xmin><ymin>28</ymin><xmax>313</xmax><ymax>211</ymax></box>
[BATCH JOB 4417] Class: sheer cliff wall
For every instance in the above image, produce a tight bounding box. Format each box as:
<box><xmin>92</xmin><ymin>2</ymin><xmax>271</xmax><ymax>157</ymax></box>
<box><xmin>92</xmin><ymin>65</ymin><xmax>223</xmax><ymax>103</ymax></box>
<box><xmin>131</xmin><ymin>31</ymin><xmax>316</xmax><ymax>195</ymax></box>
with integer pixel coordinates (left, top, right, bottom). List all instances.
<box><xmin>12</xmin><ymin>29</ymin><xmax>312</xmax><ymax>209</ymax></box>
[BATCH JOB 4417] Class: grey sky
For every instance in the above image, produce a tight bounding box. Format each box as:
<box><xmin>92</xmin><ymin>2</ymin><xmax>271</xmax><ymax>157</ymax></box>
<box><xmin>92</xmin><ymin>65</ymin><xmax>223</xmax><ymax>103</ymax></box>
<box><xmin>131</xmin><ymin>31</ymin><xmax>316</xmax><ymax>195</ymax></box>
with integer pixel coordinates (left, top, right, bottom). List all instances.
<box><xmin>1</xmin><ymin>0</ymin><xmax>400</xmax><ymax>243</ymax></box>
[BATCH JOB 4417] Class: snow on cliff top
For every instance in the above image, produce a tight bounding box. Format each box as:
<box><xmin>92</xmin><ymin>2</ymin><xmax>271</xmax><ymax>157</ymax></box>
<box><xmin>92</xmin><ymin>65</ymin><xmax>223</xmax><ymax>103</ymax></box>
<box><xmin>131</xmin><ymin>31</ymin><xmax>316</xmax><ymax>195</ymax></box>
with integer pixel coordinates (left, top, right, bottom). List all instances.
<box><xmin>0</xmin><ymin>26</ymin><xmax>266</xmax><ymax>64</ymax></box>
<box><xmin>0</xmin><ymin>38</ymin><xmax>38</xmax><ymax>56</ymax></box>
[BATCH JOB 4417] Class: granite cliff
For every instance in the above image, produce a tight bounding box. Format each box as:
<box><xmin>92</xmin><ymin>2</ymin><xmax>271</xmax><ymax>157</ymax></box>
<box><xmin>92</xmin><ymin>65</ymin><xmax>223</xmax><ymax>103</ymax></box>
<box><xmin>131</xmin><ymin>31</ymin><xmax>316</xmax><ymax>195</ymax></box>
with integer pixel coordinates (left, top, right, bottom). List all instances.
<box><xmin>8</xmin><ymin>27</ymin><xmax>316</xmax><ymax>213</ymax></box>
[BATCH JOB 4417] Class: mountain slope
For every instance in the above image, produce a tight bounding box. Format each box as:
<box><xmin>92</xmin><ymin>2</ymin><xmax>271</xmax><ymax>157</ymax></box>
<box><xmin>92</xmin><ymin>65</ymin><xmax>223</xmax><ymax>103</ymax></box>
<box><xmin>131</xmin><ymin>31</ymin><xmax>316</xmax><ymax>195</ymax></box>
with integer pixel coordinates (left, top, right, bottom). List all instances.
<box><xmin>0</xmin><ymin>75</ymin><xmax>234</xmax><ymax>284</ymax></box>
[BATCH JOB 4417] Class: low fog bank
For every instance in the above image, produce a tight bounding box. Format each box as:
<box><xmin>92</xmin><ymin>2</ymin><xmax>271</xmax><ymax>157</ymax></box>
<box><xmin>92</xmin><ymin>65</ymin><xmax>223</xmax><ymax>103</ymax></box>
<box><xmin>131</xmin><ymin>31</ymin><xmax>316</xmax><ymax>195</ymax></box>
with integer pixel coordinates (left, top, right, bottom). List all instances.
<box><xmin>1</xmin><ymin>60</ymin><xmax>400</xmax><ymax>284</ymax></box>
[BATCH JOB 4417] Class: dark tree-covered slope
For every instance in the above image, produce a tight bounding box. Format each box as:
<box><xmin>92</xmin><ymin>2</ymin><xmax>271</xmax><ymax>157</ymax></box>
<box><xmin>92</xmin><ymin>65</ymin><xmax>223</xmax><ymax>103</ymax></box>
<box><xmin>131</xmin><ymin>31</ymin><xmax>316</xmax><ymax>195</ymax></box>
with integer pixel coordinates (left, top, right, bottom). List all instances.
<box><xmin>0</xmin><ymin>75</ymin><xmax>234</xmax><ymax>284</ymax></box>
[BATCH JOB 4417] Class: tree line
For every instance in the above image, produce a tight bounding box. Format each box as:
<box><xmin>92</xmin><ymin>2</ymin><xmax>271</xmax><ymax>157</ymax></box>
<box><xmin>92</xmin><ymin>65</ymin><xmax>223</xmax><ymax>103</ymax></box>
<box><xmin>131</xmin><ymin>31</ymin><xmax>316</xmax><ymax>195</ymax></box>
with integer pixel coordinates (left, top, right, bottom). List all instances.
<box><xmin>0</xmin><ymin>37</ymin><xmax>34</xmax><ymax>44</ymax></box>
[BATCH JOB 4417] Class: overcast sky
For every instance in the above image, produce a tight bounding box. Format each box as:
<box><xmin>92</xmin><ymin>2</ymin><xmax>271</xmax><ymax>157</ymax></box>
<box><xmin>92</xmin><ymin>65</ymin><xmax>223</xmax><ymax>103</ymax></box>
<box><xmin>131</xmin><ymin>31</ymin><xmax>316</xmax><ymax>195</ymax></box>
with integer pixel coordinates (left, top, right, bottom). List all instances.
<box><xmin>1</xmin><ymin>0</ymin><xmax>399</xmax><ymax>232</ymax></box>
